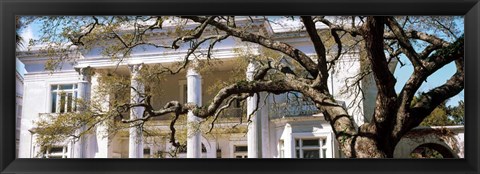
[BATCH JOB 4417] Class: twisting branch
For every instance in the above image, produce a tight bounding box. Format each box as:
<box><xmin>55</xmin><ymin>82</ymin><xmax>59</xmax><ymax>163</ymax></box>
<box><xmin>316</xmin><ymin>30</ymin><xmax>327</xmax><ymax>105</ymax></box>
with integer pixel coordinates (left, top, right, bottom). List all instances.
<box><xmin>208</xmin><ymin>94</ymin><xmax>249</xmax><ymax>133</ymax></box>
<box><xmin>383</xmin><ymin>30</ymin><xmax>450</xmax><ymax>48</ymax></box>
<box><xmin>397</xmin><ymin>35</ymin><xmax>464</xmax><ymax>117</ymax></box>
<box><xmin>361</xmin><ymin>17</ymin><xmax>397</xmax><ymax>150</ymax></box>
<box><xmin>362</xmin><ymin>17</ymin><xmax>397</xmax><ymax>98</ymax></box>
<box><xmin>136</xmin><ymin>16</ymin><xmax>164</xmax><ymax>39</ymax></box>
<box><xmin>120</xmin><ymin>101</ymin><xmax>188</xmax><ymax>123</ymax></box>
<box><xmin>207</xmin><ymin>34</ymin><xmax>230</xmax><ymax>59</ymax></box>
<box><xmin>169</xmin><ymin>113</ymin><xmax>181</xmax><ymax>147</ymax></box>
<box><xmin>385</xmin><ymin>17</ymin><xmax>424</xmax><ymax>69</ymax></box>
<box><xmin>432</xmin><ymin>18</ymin><xmax>459</xmax><ymax>40</ymax></box>
<box><xmin>384</xmin><ymin>42</ymin><xmax>403</xmax><ymax>66</ymax></box>
<box><xmin>171</xmin><ymin>16</ymin><xmax>216</xmax><ymax>49</ymax></box>
<box><xmin>148</xmin><ymin>34</ymin><xmax>230</xmax><ymax>77</ymax></box>
<box><xmin>244</xmin><ymin>92</ymin><xmax>262</xmax><ymax>125</ymax></box>
<box><xmin>69</xmin><ymin>16</ymin><xmax>99</xmax><ymax>46</ymax></box>
<box><xmin>301</xmin><ymin>16</ymin><xmax>329</xmax><ymax>89</ymax></box>
<box><xmin>315</xmin><ymin>16</ymin><xmax>362</xmax><ymax>37</ymax></box>
<box><xmin>328</xmin><ymin>29</ymin><xmax>343</xmax><ymax>70</ymax></box>
<box><xmin>418</xmin><ymin>44</ymin><xmax>441</xmax><ymax>59</ymax></box>
<box><xmin>181</xmin><ymin>16</ymin><xmax>320</xmax><ymax>78</ymax></box>
<box><xmin>393</xmin><ymin>36</ymin><xmax>464</xmax><ymax>140</ymax></box>
<box><xmin>393</xmin><ymin>56</ymin><xmax>464</xmax><ymax>141</ymax></box>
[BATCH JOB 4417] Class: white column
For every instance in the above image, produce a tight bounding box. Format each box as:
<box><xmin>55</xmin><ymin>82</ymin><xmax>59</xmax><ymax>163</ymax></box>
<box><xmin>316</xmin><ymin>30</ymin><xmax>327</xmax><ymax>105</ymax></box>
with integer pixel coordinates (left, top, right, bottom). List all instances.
<box><xmin>283</xmin><ymin>123</ymin><xmax>294</xmax><ymax>158</ymax></box>
<box><xmin>186</xmin><ymin>67</ymin><xmax>202</xmax><ymax>158</ymax></box>
<box><xmin>246</xmin><ymin>61</ymin><xmax>262</xmax><ymax>158</ymax></box>
<box><xmin>91</xmin><ymin>71</ymin><xmax>110</xmax><ymax>158</ymax></box>
<box><xmin>129</xmin><ymin>64</ymin><xmax>144</xmax><ymax>158</ymax></box>
<box><xmin>260</xmin><ymin>92</ymin><xmax>270</xmax><ymax>158</ymax></box>
<box><xmin>73</xmin><ymin>67</ymin><xmax>92</xmax><ymax>158</ymax></box>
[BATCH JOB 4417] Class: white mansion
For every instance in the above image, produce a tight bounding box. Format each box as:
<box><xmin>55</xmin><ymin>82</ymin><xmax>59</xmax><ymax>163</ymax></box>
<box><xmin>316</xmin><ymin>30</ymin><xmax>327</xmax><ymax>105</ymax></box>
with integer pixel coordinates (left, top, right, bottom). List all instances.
<box><xmin>17</xmin><ymin>17</ymin><xmax>464</xmax><ymax>159</ymax></box>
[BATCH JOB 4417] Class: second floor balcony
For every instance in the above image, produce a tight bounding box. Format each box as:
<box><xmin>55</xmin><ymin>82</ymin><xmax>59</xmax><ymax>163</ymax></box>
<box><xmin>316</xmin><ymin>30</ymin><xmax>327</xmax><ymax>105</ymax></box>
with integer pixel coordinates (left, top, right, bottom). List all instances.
<box><xmin>269</xmin><ymin>100</ymin><xmax>320</xmax><ymax>119</ymax></box>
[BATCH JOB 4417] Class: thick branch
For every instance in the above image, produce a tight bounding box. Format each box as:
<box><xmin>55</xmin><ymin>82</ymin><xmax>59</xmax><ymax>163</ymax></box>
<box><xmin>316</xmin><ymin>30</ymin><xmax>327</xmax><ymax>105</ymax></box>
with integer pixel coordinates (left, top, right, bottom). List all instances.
<box><xmin>208</xmin><ymin>94</ymin><xmax>249</xmax><ymax>132</ymax></box>
<box><xmin>394</xmin><ymin>57</ymin><xmax>464</xmax><ymax>139</ymax></box>
<box><xmin>197</xmin><ymin>80</ymin><xmax>295</xmax><ymax>118</ymax></box>
<box><xmin>397</xmin><ymin>36</ymin><xmax>464</xmax><ymax>120</ymax></box>
<box><xmin>362</xmin><ymin>17</ymin><xmax>398</xmax><ymax>154</ymax></box>
<box><xmin>301</xmin><ymin>16</ymin><xmax>328</xmax><ymax>88</ymax></box>
<box><xmin>363</xmin><ymin>17</ymin><xmax>397</xmax><ymax>95</ymax></box>
<box><xmin>316</xmin><ymin>17</ymin><xmax>362</xmax><ymax>37</ymax></box>
<box><xmin>172</xmin><ymin>16</ymin><xmax>216</xmax><ymax>49</ymax></box>
<box><xmin>385</xmin><ymin>17</ymin><xmax>423</xmax><ymax>69</ymax></box>
<box><xmin>181</xmin><ymin>16</ymin><xmax>319</xmax><ymax>77</ymax></box>
<box><xmin>384</xmin><ymin>30</ymin><xmax>450</xmax><ymax>48</ymax></box>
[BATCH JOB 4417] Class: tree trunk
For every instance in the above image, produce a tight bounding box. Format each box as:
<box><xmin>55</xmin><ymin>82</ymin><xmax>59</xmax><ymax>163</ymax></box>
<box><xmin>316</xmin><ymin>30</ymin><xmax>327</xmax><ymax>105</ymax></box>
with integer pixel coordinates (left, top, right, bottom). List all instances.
<box><xmin>352</xmin><ymin>136</ymin><xmax>387</xmax><ymax>158</ymax></box>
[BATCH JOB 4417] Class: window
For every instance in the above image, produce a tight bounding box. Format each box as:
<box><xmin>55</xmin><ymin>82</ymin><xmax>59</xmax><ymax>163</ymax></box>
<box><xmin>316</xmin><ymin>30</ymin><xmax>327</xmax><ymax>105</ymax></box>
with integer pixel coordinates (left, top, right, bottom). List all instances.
<box><xmin>279</xmin><ymin>140</ymin><xmax>285</xmax><ymax>158</ymax></box>
<box><xmin>295</xmin><ymin>138</ymin><xmax>328</xmax><ymax>158</ymax></box>
<box><xmin>178</xmin><ymin>80</ymin><xmax>188</xmax><ymax>104</ymax></box>
<box><xmin>216</xmin><ymin>149</ymin><xmax>222</xmax><ymax>158</ymax></box>
<box><xmin>43</xmin><ymin>146</ymin><xmax>68</xmax><ymax>158</ymax></box>
<box><xmin>183</xmin><ymin>84</ymin><xmax>188</xmax><ymax>104</ymax></box>
<box><xmin>144</xmin><ymin>148</ymin><xmax>151</xmax><ymax>158</ymax></box>
<box><xmin>51</xmin><ymin>84</ymin><xmax>78</xmax><ymax>113</ymax></box>
<box><xmin>234</xmin><ymin>145</ymin><xmax>248</xmax><ymax>158</ymax></box>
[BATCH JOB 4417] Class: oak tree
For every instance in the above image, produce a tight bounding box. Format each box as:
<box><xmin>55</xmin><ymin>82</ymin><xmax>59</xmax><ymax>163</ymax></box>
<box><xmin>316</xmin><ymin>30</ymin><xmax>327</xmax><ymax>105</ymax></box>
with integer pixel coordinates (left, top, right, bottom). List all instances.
<box><xmin>21</xmin><ymin>16</ymin><xmax>464</xmax><ymax>158</ymax></box>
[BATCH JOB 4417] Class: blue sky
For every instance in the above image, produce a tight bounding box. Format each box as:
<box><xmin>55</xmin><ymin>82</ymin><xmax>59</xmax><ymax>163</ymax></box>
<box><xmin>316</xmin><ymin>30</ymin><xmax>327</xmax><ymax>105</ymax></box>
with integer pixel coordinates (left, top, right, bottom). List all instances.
<box><xmin>17</xmin><ymin>17</ymin><xmax>464</xmax><ymax>106</ymax></box>
<box><xmin>394</xmin><ymin>56</ymin><xmax>464</xmax><ymax>106</ymax></box>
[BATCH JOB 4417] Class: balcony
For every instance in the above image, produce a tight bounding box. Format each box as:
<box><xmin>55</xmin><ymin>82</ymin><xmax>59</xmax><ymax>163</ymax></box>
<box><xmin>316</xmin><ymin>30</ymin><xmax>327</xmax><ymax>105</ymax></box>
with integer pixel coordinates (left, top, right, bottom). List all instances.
<box><xmin>217</xmin><ymin>107</ymin><xmax>244</xmax><ymax>122</ymax></box>
<box><xmin>269</xmin><ymin>100</ymin><xmax>320</xmax><ymax>119</ymax></box>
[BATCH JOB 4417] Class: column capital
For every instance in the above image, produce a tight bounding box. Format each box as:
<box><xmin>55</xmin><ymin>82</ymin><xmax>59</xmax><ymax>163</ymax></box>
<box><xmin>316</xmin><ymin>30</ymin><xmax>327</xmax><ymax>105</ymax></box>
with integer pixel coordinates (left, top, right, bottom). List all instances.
<box><xmin>186</xmin><ymin>68</ymin><xmax>201</xmax><ymax>77</ymax></box>
<box><xmin>246</xmin><ymin>60</ymin><xmax>259</xmax><ymax>80</ymax></box>
<box><xmin>247</xmin><ymin>59</ymin><xmax>260</xmax><ymax>71</ymax></box>
<box><xmin>75</xmin><ymin>66</ymin><xmax>93</xmax><ymax>82</ymax></box>
<box><xmin>128</xmin><ymin>63</ymin><xmax>144</xmax><ymax>73</ymax></box>
<box><xmin>186</xmin><ymin>60</ymin><xmax>201</xmax><ymax>77</ymax></box>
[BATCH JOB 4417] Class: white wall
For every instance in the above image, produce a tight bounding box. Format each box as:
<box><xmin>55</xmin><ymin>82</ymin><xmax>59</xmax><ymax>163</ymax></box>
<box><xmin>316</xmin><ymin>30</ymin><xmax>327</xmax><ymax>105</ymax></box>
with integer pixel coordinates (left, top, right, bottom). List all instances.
<box><xmin>15</xmin><ymin>72</ymin><xmax>24</xmax><ymax>157</ymax></box>
<box><xmin>18</xmin><ymin>71</ymin><xmax>81</xmax><ymax>158</ymax></box>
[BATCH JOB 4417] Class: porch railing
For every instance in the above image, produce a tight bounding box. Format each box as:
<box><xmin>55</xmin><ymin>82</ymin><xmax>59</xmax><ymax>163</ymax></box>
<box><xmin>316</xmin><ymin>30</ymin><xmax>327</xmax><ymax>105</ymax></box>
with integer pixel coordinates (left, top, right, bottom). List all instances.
<box><xmin>269</xmin><ymin>100</ymin><xmax>319</xmax><ymax>119</ymax></box>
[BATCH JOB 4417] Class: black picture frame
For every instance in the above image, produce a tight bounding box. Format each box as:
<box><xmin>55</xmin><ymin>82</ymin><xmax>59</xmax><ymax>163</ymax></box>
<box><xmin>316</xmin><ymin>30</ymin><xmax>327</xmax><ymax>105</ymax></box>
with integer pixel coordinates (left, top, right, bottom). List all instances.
<box><xmin>1</xmin><ymin>0</ymin><xmax>479</xmax><ymax>174</ymax></box>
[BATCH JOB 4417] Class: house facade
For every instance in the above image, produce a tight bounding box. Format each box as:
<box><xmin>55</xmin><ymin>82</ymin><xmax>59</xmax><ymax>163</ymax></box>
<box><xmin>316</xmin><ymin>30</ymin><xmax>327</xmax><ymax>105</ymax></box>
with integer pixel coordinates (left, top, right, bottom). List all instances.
<box><xmin>17</xmin><ymin>17</ymin><xmax>463</xmax><ymax>158</ymax></box>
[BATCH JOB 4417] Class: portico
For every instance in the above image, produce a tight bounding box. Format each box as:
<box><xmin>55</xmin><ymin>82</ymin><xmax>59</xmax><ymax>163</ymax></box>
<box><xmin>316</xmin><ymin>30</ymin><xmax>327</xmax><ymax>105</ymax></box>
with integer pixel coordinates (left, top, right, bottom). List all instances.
<box><xmin>67</xmin><ymin>57</ymin><xmax>266</xmax><ymax>158</ymax></box>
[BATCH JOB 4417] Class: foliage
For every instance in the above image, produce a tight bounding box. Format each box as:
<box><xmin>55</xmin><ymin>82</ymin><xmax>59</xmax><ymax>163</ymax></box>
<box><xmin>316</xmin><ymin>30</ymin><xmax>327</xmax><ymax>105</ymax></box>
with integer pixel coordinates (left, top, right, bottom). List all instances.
<box><xmin>21</xmin><ymin>16</ymin><xmax>464</xmax><ymax>158</ymax></box>
<box><xmin>420</xmin><ymin>103</ymin><xmax>451</xmax><ymax>126</ymax></box>
<box><xmin>16</xmin><ymin>16</ymin><xmax>23</xmax><ymax>47</ymax></box>
<box><xmin>411</xmin><ymin>94</ymin><xmax>464</xmax><ymax>126</ymax></box>
<box><xmin>410</xmin><ymin>146</ymin><xmax>444</xmax><ymax>158</ymax></box>
<box><xmin>447</xmin><ymin>100</ymin><xmax>464</xmax><ymax>125</ymax></box>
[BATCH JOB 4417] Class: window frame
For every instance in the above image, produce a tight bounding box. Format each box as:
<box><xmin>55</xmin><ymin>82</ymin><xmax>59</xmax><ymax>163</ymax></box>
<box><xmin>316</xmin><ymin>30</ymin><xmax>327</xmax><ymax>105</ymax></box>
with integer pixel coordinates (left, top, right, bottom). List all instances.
<box><xmin>50</xmin><ymin>84</ymin><xmax>78</xmax><ymax>113</ymax></box>
<box><xmin>290</xmin><ymin>131</ymin><xmax>333</xmax><ymax>158</ymax></box>
<box><xmin>233</xmin><ymin>145</ymin><xmax>248</xmax><ymax>158</ymax></box>
<box><xmin>143</xmin><ymin>147</ymin><xmax>151</xmax><ymax>158</ymax></box>
<box><xmin>294</xmin><ymin>138</ymin><xmax>328</xmax><ymax>158</ymax></box>
<box><xmin>43</xmin><ymin>145</ymin><xmax>68</xmax><ymax>158</ymax></box>
<box><xmin>178</xmin><ymin>80</ymin><xmax>187</xmax><ymax>104</ymax></box>
<box><xmin>279</xmin><ymin>140</ymin><xmax>285</xmax><ymax>158</ymax></box>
